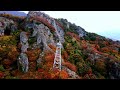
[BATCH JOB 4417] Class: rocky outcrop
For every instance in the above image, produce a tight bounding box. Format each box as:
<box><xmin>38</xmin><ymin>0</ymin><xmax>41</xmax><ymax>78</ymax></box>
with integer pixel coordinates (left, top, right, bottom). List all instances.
<box><xmin>107</xmin><ymin>61</ymin><xmax>120</xmax><ymax>79</ymax></box>
<box><xmin>33</xmin><ymin>24</ymin><xmax>55</xmax><ymax>51</ymax></box>
<box><xmin>20</xmin><ymin>31</ymin><xmax>29</xmax><ymax>52</ymax></box>
<box><xmin>63</xmin><ymin>66</ymin><xmax>80</xmax><ymax>79</ymax></box>
<box><xmin>26</xmin><ymin>11</ymin><xmax>65</xmax><ymax>43</ymax></box>
<box><xmin>76</xmin><ymin>26</ymin><xmax>87</xmax><ymax>37</ymax></box>
<box><xmin>18</xmin><ymin>11</ymin><xmax>65</xmax><ymax>72</ymax></box>
<box><xmin>0</xmin><ymin>17</ymin><xmax>17</xmax><ymax>36</ymax></box>
<box><xmin>54</xmin><ymin>20</ymin><xmax>65</xmax><ymax>43</ymax></box>
<box><xmin>18</xmin><ymin>53</ymin><xmax>29</xmax><ymax>73</ymax></box>
<box><xmin>57</xmin><ymin>18</ymin><xmax>87</xmax><ymax>38</ymax></box>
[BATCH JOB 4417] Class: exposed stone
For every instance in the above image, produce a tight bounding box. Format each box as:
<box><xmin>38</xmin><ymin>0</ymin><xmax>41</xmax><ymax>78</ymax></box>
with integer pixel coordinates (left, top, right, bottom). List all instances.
<box><xmin>108</xmin><ymin>62</ymin><xmax>120</xmax><ymax>79</ymax></box>
<box><xmin>37</xmin><ymin>58</ymin><xmax>42</xmax><ymax>64</ymax></box>
<box><xmin>63</xmin><ymin>66</ymin><xmax>80</xmax><ymax>79</ymax></box>
<box><xmin>0</xmin><ymin>29</ymin><xmax>4</xmax><ymax>36</ymax></box>
<box><xmin>27</xmin><ymin>11</ymin><xmax>65</xmax><ymax>44</ymax></box>
<box><xmin>20</xmin><ymin>31</ymin><xmax>29</xmax><ymax>52</ymax></box>
<box><xmin>18</xmin><ymin>53</ymin><xmax>29</xmax><ymax>73</ymax></box>
<box><xmin>76</xmin><ymin>26</ymin><xmax>87</xmax><ymax>37</ymax></box>
<box><xmin>11</xmin><ymin>24</ymin><xmax>17</xmax><ymax>32</ymax></box>
<box><xmin>0</xmin><ymin>17</ymin><xmax>16</xmax><ymax>36</ymax></box>
<box><xmin>66</xmin><ymin>22</ymin><xmax>69</xmax><ymax>29</ymax></box>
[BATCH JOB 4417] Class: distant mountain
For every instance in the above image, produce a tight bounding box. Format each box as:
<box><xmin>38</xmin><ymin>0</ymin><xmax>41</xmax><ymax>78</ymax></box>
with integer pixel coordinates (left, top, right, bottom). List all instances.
<box><xmin>97</xmin><ymin>31</ymin><xmax>120</xmax><ymax>41</ymax></box>
<box><xmin>0</xmin><ymin>11</ymin><xmax>27</xmax><ymax>16</ymax></box>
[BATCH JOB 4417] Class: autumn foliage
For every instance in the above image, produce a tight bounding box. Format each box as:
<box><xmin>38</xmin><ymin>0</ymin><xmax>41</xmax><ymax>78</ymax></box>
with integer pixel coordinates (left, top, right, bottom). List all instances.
<box><xmin>7</xmin><ymin>46</ymin><xmax>19</xmax><ymax>61</ymax></box>
<box><xmin>59</xmin><ymin>70</ymin><xmax>69</xmax><ymax>79</ymax></box>
<box><xmin>62</xmin><ymin>61</ymin><xmax>77</xmax><ymax>72</ymax></box>
<box><xmin>83</xmin><ymin>73</ymin><xmax>97</xmax><ymax>79</ymax></box>
<box><xmin>66</xmin><ymin>32</ymin><xmax>80</xmax><ymax>42</ymax></box>
<box><xmin>0</xmin><ymin>71</ymin><xmax>4</xmax><ymax>79</ymax></box>
<box><xmin>44</xmin><ymin>52</ymin><xmax>55</xmax><ymax>62</ymax></box>
<box><xmin>62</xmin><ymin>51</ymin><xmax>68</xmax><ymax>60</ymax></box>
<box><xmin>26</xmin><ymin>48</ymin><xmax>41</xmax><ymax>62</ymax></box>
<box><xmin>1</xmin><ymin>12</ymin><xmax>120</xmax><ymax>79</ymax></box>
<box><xmin>81</xmin><ymin>40</ymin><xmax>87</xmax><ymax>49</ymax></box>
<box><xmin>48</xmin><ymin>44</ymin><xmax>56</xmax><ymax>52</ymax></box>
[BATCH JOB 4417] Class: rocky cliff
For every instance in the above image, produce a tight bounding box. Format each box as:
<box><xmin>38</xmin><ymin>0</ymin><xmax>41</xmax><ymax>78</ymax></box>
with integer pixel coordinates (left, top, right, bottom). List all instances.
<box><xmin>0</xmin><ymin>11</ymin><xmax>120</xmax><ymax>79</ymax></box>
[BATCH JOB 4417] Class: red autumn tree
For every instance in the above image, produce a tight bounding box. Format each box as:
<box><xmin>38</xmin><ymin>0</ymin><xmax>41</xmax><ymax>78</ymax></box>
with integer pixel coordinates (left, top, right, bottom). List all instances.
<box><xmin>62</xmin><ymin>51</ymin><xmax>68</xmax><ymax>60</ymax></box>
<box><xmin>26</xmin><ymin>48</ymin><xmax>41</xmax><ymax>62</ymax></box>
<box><xmin>44</xmin><ymin>52</ymin><xmax>55</xmax><ymax>62</ymax></box>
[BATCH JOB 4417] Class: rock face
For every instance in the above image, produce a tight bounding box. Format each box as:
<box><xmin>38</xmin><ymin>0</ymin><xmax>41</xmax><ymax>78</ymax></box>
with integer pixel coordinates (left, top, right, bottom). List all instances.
<box><xmin>16</xmin><ymin>11</ymin><xmax>66</xmax><ymax>72</ymax></box>
<box><xmin>20</xmin><ymin>31</ymin><xmax>29</xmax><ymax>52</ymax></box>
<box><xmin>18</xmin><ymin>53</ymin><xmax>29</xmax><ymax>73</ymax></box>
<box><xmin>32</xmin><ymin>24</ymin><xmax>54</xmax><ymax>51</ymax></box>
<box><xmin>108</xmin><ymin>62</ymin><xmax>120</xmax><ymax>79</ymax></box>
<box><xmin>57</xmin><ymin>18</ymin><xmax>87</xmax><ymax>38</ymax></box>
<box><xmin>26</xmin><ymin>11</ymin><xmax>65</xmax><ymax>44</ymax></box>
<box><xmin>0</xmin><ymin>17</ymin><xmax>17</xmax><ymax>36</ymax></box>
<box><xmin>76</xmin><ymin>26</ymin><xmax>87</xmax><ymax>37</ymax></box>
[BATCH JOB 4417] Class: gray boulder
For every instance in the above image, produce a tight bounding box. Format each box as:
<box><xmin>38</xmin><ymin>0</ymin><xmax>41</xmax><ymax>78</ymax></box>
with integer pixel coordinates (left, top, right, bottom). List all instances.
<box><xmin>0</xmin><ymin>29</ymin><xmax>4</xmax><ymax>36</ymax></box>
<box><xmin>18</xmin><ymin>53</ymin><xmax>29</xmax><ymax>73</ymax></box>
<box><xmin>20</xmin><ymin>31</ymin><xmax>29</xmax><ymax>52</ymax></box>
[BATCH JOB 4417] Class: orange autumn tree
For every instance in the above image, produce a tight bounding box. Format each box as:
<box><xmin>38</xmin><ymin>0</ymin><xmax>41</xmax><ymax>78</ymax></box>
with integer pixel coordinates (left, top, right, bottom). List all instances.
<box><xmin>59</xmin><ymin>70</ymin><xmax>69</xmax><ymax>79</ymax></box>
<box><xmin>40</xmin><ymin>51</ymin><xmax>55</xmax><ymax>71</ymax></box>
<box><xmin>50</xmin><ymin>69</ymin><xmax>69</xmax><ymax>79</ymax></box>
<box><xmin>44</xmin><ymin>51</ymin><xmax>55</xmax><ymax>62</ymax></box>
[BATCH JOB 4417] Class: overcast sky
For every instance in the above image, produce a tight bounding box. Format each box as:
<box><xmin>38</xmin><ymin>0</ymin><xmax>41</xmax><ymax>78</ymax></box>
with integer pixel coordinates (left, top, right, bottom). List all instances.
<box><xmin>20</xmin><ymin>11</ymin><xmax>120</xmax><ymax>41</ymax></box>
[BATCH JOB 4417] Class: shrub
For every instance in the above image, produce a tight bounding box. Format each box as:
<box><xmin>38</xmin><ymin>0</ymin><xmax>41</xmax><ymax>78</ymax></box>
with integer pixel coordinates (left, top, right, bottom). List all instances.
<box><xmin>62</xmin><ymin>61</ymin><xmax>77</xmax><ymax>72</ymax></box>
<box><xmin>94</xmin><ymin>59</ymin><xmax>106</xmax><ymax>75</ymax></box>
<box><xmin>28</xmin><ymin>37</ymin><xmax>36</xmax><ymax>45</ymax></box>
<box><xmin>0</xmin><ymin>71</ymin><xmax>4</xmax><ymax>79</ymax></box>
<box><xmin>59</xmin><ymin>70</ymin><xmax>69</xmax><ymax>79</ymax></box>
<box><xmin>62</xmin><ymin>51</ymin><xmax>68</xmax><ymax>60</ymax></box>
<box><xmin>76</xmin><ymin>62</ymin><xmax>90</xmax><ymax>76</ymax></box>
<box><xmin>26</xmin><ymin>48</ymin><xmax>41</xmax><ymax>62</ymax></box>
<box><xmin>0</xmin><ymin>65</ymin><xmax>5</xmax><ymax>71</ymax></box>
<box><xmin>44</xmin><ymin>53</ymin><xmax>55</xmax><ymax>62</ymax></box>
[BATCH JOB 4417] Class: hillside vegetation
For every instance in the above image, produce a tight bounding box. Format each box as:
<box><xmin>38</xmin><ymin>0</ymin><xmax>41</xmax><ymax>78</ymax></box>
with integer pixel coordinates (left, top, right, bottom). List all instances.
<box><xmin>0</xmin><ymin>11</ymin><xmax>120</xmax><ymax>79</ymax></box>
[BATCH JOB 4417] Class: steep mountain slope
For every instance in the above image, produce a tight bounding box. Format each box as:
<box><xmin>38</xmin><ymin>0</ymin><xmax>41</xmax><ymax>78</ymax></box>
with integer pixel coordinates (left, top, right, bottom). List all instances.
<box><xmin>0</xmin><ymin>11</ymin><xmax>120</xmax><ymax>79</ymax></box>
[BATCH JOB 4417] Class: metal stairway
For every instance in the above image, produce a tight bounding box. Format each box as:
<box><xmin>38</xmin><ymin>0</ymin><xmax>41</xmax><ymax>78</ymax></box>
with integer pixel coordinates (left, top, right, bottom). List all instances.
<box><xmin>53</xmin><ymin>41</ymin><xmax>62</xmax><ymax>71</ymax></box>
